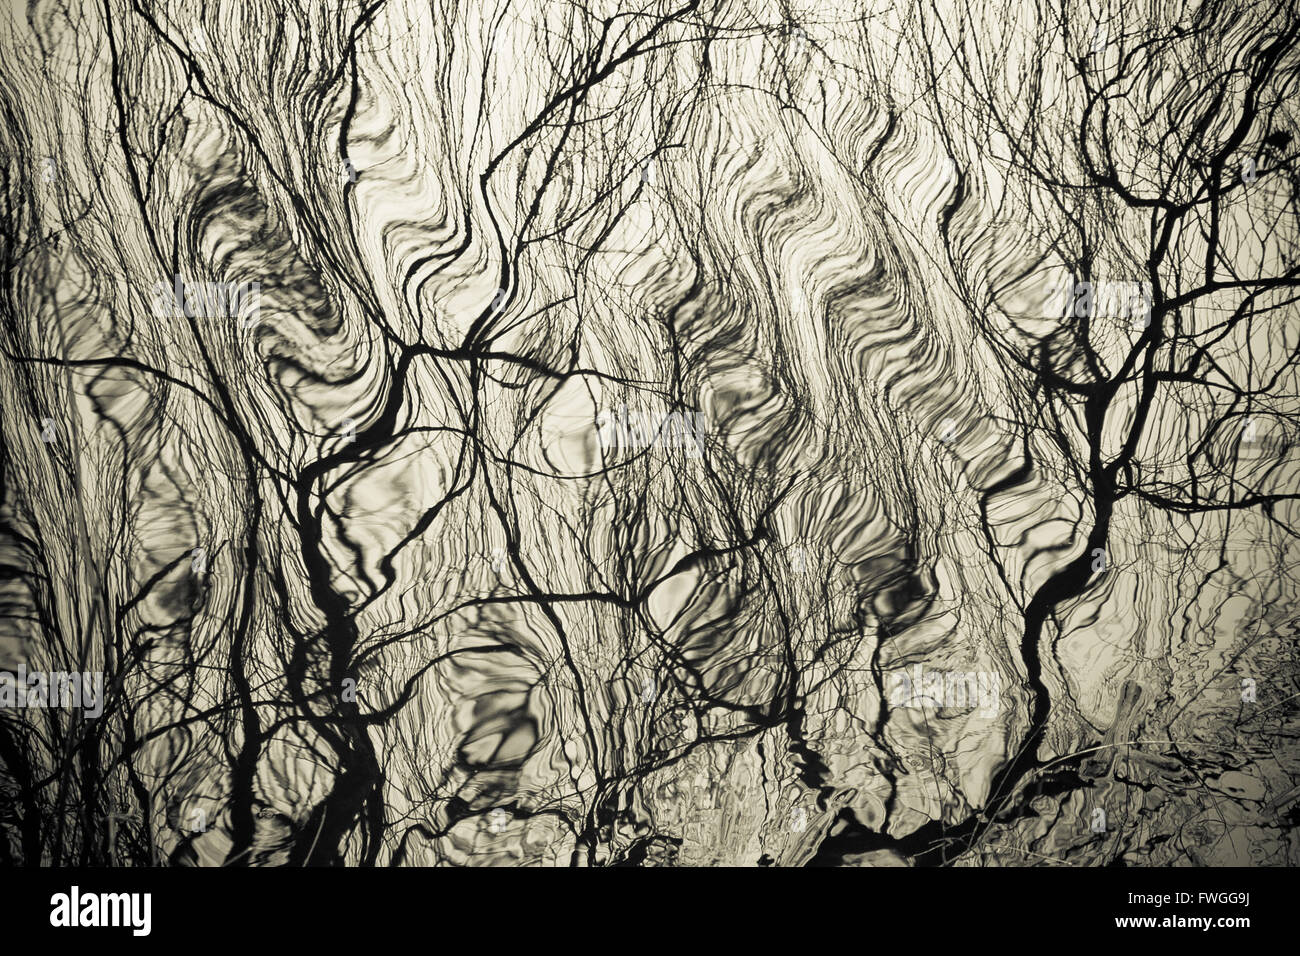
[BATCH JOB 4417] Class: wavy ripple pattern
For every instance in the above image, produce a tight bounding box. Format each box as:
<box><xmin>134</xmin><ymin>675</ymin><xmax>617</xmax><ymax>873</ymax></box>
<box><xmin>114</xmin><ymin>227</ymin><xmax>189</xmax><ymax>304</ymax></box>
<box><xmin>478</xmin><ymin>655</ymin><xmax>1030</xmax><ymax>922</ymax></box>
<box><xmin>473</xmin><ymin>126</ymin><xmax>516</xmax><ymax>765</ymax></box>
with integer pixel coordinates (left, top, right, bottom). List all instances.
<box><xmin>1</xmin><ymin>0</ymin><xmax>1297</xmax><ymax>867</ymax></box>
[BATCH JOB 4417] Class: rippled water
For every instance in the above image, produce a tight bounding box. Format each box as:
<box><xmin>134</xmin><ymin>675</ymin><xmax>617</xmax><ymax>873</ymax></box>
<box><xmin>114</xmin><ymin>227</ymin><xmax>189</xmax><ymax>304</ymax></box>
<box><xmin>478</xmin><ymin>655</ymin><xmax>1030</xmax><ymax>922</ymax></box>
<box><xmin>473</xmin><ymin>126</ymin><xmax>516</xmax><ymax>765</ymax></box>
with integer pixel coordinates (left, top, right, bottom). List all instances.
<box><xmin>0</xmin><ymin>0</ymin><xmax>1297</xmax><ymax>866</ymax></box>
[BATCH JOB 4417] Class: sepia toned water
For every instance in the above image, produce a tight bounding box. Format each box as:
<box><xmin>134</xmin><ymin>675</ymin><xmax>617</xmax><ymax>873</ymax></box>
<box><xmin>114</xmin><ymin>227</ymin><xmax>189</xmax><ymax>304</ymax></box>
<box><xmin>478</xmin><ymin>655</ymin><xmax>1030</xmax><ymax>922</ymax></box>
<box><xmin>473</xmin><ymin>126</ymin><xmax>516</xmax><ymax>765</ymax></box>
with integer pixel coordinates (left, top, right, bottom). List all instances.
<box><xmin>0</xmin><ymin>0</ymin><xmax>1296</xmax><ymax>867</ymax></box>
